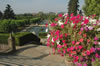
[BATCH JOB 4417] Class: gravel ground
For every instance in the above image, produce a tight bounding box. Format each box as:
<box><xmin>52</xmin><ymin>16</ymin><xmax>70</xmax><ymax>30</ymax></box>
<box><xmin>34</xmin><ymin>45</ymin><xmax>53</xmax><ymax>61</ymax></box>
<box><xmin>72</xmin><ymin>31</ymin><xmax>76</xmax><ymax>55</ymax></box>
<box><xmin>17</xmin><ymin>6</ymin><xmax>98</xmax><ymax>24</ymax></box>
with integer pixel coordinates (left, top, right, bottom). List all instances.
<box><xmin>0</xmin><ymin>44</ymin><xmax>66</xmax><ymax>66</ymax></box>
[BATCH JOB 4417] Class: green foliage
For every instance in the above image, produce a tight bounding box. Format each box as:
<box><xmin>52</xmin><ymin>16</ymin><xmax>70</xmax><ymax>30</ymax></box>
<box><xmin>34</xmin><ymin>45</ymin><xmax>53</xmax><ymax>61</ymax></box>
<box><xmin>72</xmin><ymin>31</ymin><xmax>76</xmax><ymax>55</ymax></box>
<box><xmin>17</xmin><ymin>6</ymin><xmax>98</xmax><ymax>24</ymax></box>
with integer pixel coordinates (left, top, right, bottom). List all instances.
<box><xmin>3</xmin><ymin>4</ymin><xmax>15</xmax><ymax>19</ymax></box>
<box><xmin>0</xmin><ymin>11</ymin><xmax>3</xmax><ymax>19</ymax></box>
<box><xmin>0</xmin><ymin>33</ymin><xmax>9</xmax><ymax>44</ymax></box>
<box><xmin>0</xmin><ymin>18</ymin><xmax>41</xmax><ymax>32</ymax></box>
<box><xmin>47</xmin><ymin>14</ymin><xmax>57</xmax><ymax>21</ymax></box>
<box><xmin>30</xmin><ymin>17</ymin><xmax>41</xmax><ymax>24</ymax></box>
<box><xmin>83</xmin><ymin>0</ymin><xmax>100</xmax><ymax>18</ymax></box>
<box><xmin>0</xmin><ymin>32</ymin><xmax>40</xmax><ymax>46</ymax></box>
<box><xmin>15</xmin><ymin>32</ymin><xmax>40</xmax><ymax>46</ymax></box>
<box><xmin>39</xmin><ymin>32</ymin><xmax>47</xmax><ymax>38</ymax></box>
<box><xmin>68</xmin><ymin>0</ymin><xmax>79</xmax><ymax>16</ymax></box>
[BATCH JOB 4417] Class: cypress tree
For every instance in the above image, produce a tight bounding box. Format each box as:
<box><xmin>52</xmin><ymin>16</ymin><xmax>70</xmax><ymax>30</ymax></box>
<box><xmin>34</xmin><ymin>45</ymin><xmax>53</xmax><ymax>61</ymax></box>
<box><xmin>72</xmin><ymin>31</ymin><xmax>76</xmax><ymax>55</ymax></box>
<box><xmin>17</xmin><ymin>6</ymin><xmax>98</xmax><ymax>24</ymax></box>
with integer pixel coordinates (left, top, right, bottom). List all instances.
<box><xmin>0</xmin><ymin>11</ymin><xmax>3</xmax><ymax>19</ymax></box>
<box><xmin>68</xmin><ymin>0</ymin><xmax>79</xmax><ymax>16</ymax></box>
<box><xmin>3</xmin><ymin>4</ymin><xmax>15</xmax><ymax>19</ymax></box>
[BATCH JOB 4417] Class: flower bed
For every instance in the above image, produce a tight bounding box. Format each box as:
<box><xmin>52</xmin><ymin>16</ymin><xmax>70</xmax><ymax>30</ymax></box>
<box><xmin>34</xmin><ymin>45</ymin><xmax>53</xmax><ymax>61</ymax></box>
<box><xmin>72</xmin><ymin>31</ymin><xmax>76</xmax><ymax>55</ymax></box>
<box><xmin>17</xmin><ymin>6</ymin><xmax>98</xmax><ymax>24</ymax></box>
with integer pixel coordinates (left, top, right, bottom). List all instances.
<box><xmin>46</xmin><ymin>13</ymin><xmax>100</xmax><ymax>66</ymax></box>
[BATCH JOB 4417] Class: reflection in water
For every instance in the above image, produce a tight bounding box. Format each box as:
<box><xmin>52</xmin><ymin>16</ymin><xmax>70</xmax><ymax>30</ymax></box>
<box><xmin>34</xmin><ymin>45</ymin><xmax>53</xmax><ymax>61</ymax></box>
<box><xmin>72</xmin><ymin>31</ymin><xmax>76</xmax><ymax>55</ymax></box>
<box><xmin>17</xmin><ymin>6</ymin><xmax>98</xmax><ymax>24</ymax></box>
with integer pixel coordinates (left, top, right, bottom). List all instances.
<box><xmin>26</xmin><ymin>20</ymin><xmax>49</xmax><ymax>36</ymax></box>
<box><xmin>26</xmin><ymin>26</ymin><xmax>47</xmax><ymax>36</ymax></box>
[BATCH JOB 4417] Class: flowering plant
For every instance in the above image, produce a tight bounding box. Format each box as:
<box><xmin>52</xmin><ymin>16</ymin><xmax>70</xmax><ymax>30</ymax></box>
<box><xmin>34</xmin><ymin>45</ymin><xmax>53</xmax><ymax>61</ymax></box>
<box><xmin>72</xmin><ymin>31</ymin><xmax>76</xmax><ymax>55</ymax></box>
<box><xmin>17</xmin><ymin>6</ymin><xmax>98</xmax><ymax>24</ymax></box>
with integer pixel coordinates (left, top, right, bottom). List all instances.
<box><xmin>46</xmin><ymin>13</ymin><xmax>100</xmax><ymax>66</ymax></box>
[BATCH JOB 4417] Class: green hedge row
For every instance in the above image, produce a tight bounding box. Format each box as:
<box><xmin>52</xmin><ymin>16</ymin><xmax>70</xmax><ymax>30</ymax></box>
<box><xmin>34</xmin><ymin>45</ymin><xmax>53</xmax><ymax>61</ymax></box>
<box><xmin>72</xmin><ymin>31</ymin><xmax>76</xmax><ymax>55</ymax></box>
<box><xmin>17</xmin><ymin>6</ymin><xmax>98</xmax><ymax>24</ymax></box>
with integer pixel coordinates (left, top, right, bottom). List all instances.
<box><xmin>0</xmin><ymin>17</ymin><xmax>41</xmax><ymax>32</ymax></box>
<box><xmin>0</xmin><ymin>32</ymin><xmax>40</xmax><ymax>46</ymax></box>
<box><xmin>39</xmin><ymin>32</ymin><xmax>47</xmax><ymax>38</ymax></box>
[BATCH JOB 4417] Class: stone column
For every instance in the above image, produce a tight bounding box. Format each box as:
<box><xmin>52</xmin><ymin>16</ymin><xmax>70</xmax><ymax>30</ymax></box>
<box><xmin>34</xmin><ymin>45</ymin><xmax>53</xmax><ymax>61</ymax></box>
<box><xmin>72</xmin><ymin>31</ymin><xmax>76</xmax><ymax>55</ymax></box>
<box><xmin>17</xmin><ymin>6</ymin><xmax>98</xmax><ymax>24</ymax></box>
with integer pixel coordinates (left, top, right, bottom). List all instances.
<box><xmin>8</xmin><ymin>33</ymin><xmax>16</xmax><ymax>52</ymax></box>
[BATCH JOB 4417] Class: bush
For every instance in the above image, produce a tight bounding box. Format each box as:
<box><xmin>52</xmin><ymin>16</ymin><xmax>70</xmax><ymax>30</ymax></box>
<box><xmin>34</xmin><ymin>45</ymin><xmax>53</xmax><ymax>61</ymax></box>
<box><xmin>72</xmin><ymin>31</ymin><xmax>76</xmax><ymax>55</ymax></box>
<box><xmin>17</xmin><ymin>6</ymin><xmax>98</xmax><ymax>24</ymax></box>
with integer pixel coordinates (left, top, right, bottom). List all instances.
<box><xmin>15</xmin><ymin>32</ymin><xmax>40</xmax><ymax>46</ymax></box>
<box><xmin>0</xmin><ymin>33</ymin><xmax>9</xmax><ymax>44</ymax></box>
<box><xmin>0</xmin><ymin>32</ymin><xmax>40</xmax><ymax>46</ymax></box>
<box><xmin>0</xmin><ymin>18</ymin><xmax>41</xmax><ymax>33</ymax></box>
<box><xmin>39</xmin><ymin>32</ymin><xmax>47</xmax><ymax>38</ymax></box>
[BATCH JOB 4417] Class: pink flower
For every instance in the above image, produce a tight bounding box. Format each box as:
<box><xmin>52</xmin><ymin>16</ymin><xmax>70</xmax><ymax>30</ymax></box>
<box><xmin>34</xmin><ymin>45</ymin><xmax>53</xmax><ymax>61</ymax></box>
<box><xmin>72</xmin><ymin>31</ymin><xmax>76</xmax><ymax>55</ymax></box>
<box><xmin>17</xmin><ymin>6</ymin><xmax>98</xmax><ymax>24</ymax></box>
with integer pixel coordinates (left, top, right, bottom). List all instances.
<box><xmin>94</xmin><ymin>36</ymin><xmax>99</xmax><ymax>40</ymax></box>
<box><xmin>60</xmin><ymin>34</ymin><xmax>63</xmax><ymax>39</ymax></box>
<box><xmin>72</xmin><ymin>51</ymin><xmax>76</xmax><ymax>54</ymax></box>
<box><xmin>57</xmin><ymin>45</ymin><xmax>62</xmax><ymax>48</ymax></box>
<box><xmin>50</xmin><ymin>23</ymin><xmax>57</xmax><ymax>27</ymax></box>
<box><xmin>82</xmin><ymin>52</ymin><xmax>86</xmax><ymax>56</ymax></box>
<box><xmin>55</xmin><ymin>36</ymin><xmax>59</xmax><ymax>40</ymax></box>
<box><xmin>62</xmin><ymin>40</ymin><xmax>65</xmax><ymax>43</ymax></box>
<box><xmin>78</xmin><ymin>31</ymin><xmax>82</xmax><ymax>35</ymax></box>
<box><xmin>84</xmin><ymin>27</ymin><xmax>89</xmax><ymax>31</ymax></box>
<box><xmin>92</xmin><ymin>58</ymin><xmax>95</xmax><ymax>62</ymax></box>
<box><xmin>76</xmin><ymin>56</ymin><xmax>79</xmax><ymax>60</ymax></box>
<box><xmin>61</xmin><ymin>24</ymin><xmax>64</xmax><ymax>28</ymax></box>
<box><xmin>75</xmin><ymin>46</ymin><xmax>78</xmax><ymax>50</ymax></box>
<box><xmin>87</xmin><ymin>39</ymin><xmax>90</xmax><ymax>43</ymax></box>
<box><xmin>83</xmin><ymin>63</ymin><xmax>87</xmax><ymax>66</ymax></box>
<box><xmin>94</xmin><ymin>41</ymin><xmax>98</xmax><ymax>45</ymax></box>
<box><xmin>63</xmin><ymin>43</ymin><xmax>67</xmax><ymax>47</ymax></box>
<box><xmin>80</xmin><ymin>27</ymin><xmax>84</xmax><ymax>31</ymax></box>
<box><xmin>78</xmin><ymin>45</ymin><xmax>83</xmax><ymax>49</ymax></box>
<box><xmin>83</xmin><ymin>34</ymin><xmax>87</xmax><ymax>38</ymax></box>
<box><xmin>47</xmin><ymin>43</ymin><xmax>50</xmax><ymax>47</ymax></box>
<box><xmin>64</xmin><ymin>21</ymin><xmax>68</xmax><ymax>24</ymax></box>
<box><xmin>67</xmin><ymin>48</ymin><xmax>70</xmax><ymax>52</ymax></box>
<box><xmin>71</xmin><ymin>13</ymin><xmax>74</xmax><ymax>17</ymax></box>
<box><xmin>57</xmin><ymin>49</ymin><xmax>61</xmax><ymax>53</ymax></box>
<box><xmin>63</xmin><ymin>49</ymin><xmax>66</xmax><ymax>54</ymax></box>
<box><xmin>86</xmin><ymin>50</ymin><xmax>90</xmax><ymax>55</ymax></box>
<box><xmin>58</xmin><ymin>14</ymin><xmax>63</xmax><ymax>17</ymax></box>
<box><xmin>80</xmin><ymin>38</ymin><xmax>83</xmax><ymax>42</ymax></box>
<box><xmin>90</xmin><ymin>47</ymin><xmax>95</xmax><ymax>53</ymax></box>
<box><xmin>70</xmin><ymin>47</ymin><xmax>74</xmax><ymax>50</ymax></box>
<box><xmin>77</xmin><ymin>14</ymin><xmax>80</xmax><ymax>19</ymax></box>
<box><xmin>64</xmin><ymin>33</ymin><xmax>67</xmax><ymax>37</ymax></box>
<box><xmin>52</xmin><ymin>48</ymin><xmax>55</xmax><ymax>53</ymax></box>
<box><xmin>76</xmin><ymin>42</ymin><xmax>80</xmax><ymax>45</ymax></box>
<box><xmin>95</xmin><ymin>53</ymin><xmax>99</xmax><ymax>58</ymax></box>
<box><xmin>51</xmin><ymin>42</ymin><xmax>54</xmax><ymax>46</ymax></box>
<box><xmin>55</xmin><ymin>30</ymin><xmax>60</xmax><ymax>36</ymax></box>
<box><xmin>45</xmin><ymin>24</ymin><xmax>48</xmax><ymax>27</ymax></box>
<box><xmin>72</xmin><ymin>41</ymin><xmax>75</xmax><ymax>44</ymax></box>
<box><xmin>53</xmin><ymin>38</ymin><xmax>56</xmax><ymax>42</ymax></box>
<box><xmin>88</xmin><ymin>26</ymin><xmax>93</xmax><ymax>30</ymax></box>
<box><xmin>84</xmin><ymin>18</ymin><xmax>89</xmax><ymax>24</ymax></box>
<box><xmin>54</xmin><ymin>18</ymin><xmax>58</xmax><ymax>21</ymax></box>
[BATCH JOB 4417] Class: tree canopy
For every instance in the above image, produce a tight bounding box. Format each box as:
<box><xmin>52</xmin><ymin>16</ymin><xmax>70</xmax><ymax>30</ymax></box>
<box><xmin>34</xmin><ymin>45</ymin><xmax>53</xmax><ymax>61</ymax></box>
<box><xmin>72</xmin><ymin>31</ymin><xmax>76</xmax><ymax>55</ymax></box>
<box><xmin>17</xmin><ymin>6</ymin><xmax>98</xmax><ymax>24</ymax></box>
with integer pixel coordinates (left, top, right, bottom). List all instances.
<box><xmin>0</xmin><ymin>11</ymin><xmax>3</xmax><ymax>19</ymax></box>
<box><xmin>83</xmin><ymin>0</ymin><xmax>100</xmax><ymax>18</ymax></box>
<box><xmin>68</xmin><ymin>0</ymin><xmax>79</xmax><ymax>16</ymax></box>
<box><xmin>3</xmin><ymin>4</ymin><xmax>15</xmax><ymax>19</ymax></box>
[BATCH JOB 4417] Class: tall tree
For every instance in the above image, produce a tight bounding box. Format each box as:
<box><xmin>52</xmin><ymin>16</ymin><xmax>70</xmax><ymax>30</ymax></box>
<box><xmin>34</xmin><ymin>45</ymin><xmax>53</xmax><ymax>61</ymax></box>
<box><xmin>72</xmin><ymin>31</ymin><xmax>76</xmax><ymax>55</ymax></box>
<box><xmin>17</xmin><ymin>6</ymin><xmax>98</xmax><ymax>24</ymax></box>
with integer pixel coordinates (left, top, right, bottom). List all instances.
<box><xmin>68</xmin><ymin>0</ymin><xmax>79</xmax><ymax>16</ymax></box>
<box><xmin>3</xmin><ymin>4</ymin><xmax>15</xmax><ymax>19</ymax></box>
<box><xmin>83</xmin><ymin>0</ymin><xmax>100</xmax><ymax>18</ymax></box>
<box><xmin>0</xmin><ymin>11</ymin><xmax>3</xmax><ymax>19</ymax></box>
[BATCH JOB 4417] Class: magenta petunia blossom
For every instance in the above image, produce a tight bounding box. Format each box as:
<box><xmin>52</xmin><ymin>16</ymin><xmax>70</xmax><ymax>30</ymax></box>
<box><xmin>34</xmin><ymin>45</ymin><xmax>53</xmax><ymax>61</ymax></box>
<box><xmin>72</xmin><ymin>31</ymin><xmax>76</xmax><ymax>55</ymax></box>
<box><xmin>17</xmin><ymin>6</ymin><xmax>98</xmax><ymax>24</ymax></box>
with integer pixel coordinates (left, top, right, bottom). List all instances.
<box><xmin>94</xmin><ymin>36</ymin><xmax>99</xmax><ymax>40</ymax></box>
<box><xmin>61</xmin><ymin>24</ymin><xmax>64</xmax><ymax>28</ymax></box>
<box><xmin>72</xmin><ymin>41</ymin><xmax>75</xmax><ymax>44</ymax></box>
<box><xmin>94</xmin><ymin>41</ymin><xmax>98</xmax><ymax>45</ymax></box>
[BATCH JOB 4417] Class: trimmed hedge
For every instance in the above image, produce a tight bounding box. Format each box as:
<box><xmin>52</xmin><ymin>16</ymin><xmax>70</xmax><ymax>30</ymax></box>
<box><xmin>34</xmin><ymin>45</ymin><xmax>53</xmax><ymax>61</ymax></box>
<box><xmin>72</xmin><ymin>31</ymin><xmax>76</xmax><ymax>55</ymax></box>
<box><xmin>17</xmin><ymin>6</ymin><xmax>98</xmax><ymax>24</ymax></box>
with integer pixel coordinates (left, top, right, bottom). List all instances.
<box><xmin>0</xmin><ymin>18</ymin><xmax>41</xmax><ymax>32</ymax></box>
<box><xmin>39</xmin><ymin>32</ymin><xmax>47</xmax><ymax>38</ymax></box>
<box><xmin>0</xmin><ymin>33</ymin><xmax>9</xmax><ymax>44</ymax></box>
<box><xmin>0</xmin><ymin>32</ymin><xmax>40</xmax><ymax>46</ymax></box>
<box><xmin>15</xmin><ymin>32</ymin><xmax>40</xmax><ymax>46</ymax></box>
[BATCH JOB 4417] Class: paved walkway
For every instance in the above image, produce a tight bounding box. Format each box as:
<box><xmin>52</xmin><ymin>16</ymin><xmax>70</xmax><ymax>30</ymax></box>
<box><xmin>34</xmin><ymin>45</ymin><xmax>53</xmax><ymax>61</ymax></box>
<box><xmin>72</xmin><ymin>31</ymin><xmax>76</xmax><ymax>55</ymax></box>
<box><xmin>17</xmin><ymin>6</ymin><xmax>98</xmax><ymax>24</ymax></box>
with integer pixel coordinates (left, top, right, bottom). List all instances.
<box><xmin>0</xmin><ymin>44</ymin><xmax>66</xmax><ymax>66</ymax></box>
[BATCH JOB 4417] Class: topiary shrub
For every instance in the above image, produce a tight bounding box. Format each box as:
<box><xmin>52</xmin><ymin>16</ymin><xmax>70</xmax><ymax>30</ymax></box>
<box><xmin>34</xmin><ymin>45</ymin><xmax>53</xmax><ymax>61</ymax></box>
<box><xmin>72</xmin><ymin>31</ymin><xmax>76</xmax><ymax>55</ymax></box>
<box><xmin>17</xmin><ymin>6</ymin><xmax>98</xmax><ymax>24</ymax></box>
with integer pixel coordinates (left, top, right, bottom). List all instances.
<box><xmin>15</xmin><ymin>32</ymin><xmax>40</xmax><ymax>46</ymax></box>
<box><xmin>0</xmin><ymin>32</ymin><xmax>40</xmax><ymax>46</ymax></box>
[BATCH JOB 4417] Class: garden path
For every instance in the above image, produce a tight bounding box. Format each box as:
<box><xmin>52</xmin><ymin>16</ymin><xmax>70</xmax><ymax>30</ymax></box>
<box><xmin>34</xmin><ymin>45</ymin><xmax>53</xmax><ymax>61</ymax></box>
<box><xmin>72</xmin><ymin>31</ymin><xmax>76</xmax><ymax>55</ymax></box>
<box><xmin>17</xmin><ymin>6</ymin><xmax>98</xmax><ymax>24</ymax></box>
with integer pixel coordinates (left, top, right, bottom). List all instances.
<box><xmin>0</xmin><ymin>44</ymin><xmax>66</xmax><ymax>66</ymax></box>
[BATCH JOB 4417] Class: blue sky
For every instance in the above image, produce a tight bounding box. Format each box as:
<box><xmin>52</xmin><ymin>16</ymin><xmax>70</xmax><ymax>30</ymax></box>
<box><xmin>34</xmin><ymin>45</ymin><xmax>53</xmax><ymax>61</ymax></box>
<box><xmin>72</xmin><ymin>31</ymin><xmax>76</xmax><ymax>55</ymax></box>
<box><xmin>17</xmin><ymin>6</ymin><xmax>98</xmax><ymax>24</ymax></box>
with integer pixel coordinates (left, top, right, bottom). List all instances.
<box><xmin>0</xmin><ymin>0</ymin><xmax>84</xmax><ymax>14</ymax></box>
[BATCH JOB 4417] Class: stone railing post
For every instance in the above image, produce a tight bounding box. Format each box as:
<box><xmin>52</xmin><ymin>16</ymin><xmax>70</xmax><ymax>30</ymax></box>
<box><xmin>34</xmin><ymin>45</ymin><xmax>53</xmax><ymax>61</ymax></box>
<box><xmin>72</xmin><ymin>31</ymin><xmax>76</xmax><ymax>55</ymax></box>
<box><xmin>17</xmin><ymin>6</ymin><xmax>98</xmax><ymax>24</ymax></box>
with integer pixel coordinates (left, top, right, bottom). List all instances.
<box><xmin>8</xmin><ymin>32</ymin><xmax>16</xmax><ymax>52</ymax></box>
